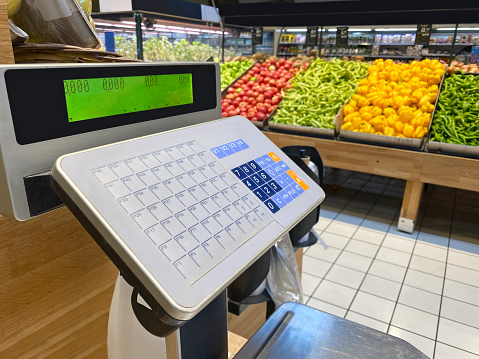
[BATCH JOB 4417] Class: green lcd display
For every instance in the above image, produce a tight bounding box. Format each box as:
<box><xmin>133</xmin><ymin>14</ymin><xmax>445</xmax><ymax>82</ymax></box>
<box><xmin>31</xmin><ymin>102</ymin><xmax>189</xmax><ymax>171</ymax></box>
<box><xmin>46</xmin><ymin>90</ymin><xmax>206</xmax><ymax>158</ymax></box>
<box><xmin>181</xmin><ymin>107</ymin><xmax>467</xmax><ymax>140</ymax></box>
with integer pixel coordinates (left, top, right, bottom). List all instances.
<box><xmin>64</xmin><ymin>74</ymin><xmax>193</xmax><ymax>122</ymax></box>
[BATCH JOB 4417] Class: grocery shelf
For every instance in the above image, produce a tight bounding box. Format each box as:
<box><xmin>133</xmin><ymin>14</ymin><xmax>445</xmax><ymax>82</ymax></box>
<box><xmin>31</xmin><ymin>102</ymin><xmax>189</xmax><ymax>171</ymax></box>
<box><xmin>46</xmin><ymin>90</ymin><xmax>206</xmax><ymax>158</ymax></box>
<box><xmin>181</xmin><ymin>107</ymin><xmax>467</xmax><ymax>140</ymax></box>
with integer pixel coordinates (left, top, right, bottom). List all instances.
<box><xmin>279</xmin><ymin>42</ymin><xmax>305</xmax><ymax>45</ymax></box>
<box><xmin>368</xmin><ymin>55</ymin><xmax>420</xmax><ymax>59</ymax></box>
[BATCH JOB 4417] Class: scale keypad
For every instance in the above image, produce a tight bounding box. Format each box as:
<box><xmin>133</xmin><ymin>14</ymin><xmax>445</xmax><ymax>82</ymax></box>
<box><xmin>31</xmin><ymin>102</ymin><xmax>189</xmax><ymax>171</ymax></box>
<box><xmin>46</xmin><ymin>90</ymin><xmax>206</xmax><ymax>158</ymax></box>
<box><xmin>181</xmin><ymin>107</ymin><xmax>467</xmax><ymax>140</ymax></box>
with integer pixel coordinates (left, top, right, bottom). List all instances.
<box><xmin>231</xmin><ymin>152</ymin><xmax>309</xmax><ymax>214</ymax></box>
<box><xmin>92</xmin><ymin>141</ymin><xmax>273</xmax><ymax>282</ymax></box>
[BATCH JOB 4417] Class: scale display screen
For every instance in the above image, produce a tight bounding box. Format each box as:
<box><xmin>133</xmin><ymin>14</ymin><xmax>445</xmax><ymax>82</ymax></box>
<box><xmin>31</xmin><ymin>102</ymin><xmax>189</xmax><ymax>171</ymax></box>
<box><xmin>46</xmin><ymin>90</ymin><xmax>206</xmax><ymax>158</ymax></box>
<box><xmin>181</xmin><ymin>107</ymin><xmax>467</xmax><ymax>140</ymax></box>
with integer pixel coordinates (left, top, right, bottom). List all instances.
<box><xmin>64</xmin><ymin>74</ymin><xmax>194</xmax><ymax>123</ymax></box>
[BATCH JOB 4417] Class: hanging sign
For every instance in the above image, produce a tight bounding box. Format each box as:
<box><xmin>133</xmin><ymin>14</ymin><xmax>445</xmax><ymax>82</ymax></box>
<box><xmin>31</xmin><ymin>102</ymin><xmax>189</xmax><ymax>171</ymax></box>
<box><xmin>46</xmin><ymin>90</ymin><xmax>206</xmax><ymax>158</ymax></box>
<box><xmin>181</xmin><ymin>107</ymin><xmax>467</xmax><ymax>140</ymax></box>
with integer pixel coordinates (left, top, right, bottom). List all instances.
<box><xmin>252</xmin><ymin>27</ymin><xmax>263</xmax><ymax>45</ymax></box>
<box><xmin>415</xmin><ymin>24</ymin><xmax>432</xmax><ymax>45</ymax></box>
<box><xmin>336</xmin><ymin>27</ymin><xmax>349</xmax><ymax>46</ymax></box>
<box><xmin>305</xmin><ymin>27</ymin><xmax>319</xmax><ymax>46</ymax></box>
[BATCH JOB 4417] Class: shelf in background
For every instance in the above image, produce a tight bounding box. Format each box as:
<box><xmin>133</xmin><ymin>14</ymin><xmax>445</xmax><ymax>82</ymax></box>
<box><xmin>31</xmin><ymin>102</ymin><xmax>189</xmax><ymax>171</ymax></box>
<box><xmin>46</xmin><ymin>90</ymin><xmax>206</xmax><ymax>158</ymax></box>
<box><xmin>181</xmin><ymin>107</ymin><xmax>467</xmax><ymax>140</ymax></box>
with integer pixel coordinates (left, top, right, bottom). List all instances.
<box><xmin>279</xmin><ymin>42</ymin><xmax>305</xmax><ymax>45</ymax></box>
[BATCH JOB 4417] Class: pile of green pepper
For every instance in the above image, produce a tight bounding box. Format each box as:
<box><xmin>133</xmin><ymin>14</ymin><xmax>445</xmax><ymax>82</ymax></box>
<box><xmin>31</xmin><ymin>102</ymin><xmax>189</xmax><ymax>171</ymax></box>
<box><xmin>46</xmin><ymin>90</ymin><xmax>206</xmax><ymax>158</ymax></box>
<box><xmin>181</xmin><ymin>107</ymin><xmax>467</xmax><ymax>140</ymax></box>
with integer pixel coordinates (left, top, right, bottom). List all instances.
<box><xmin>272</xmin><ymin>59</ymin><xmax>369</xmax><ymax>129</ymax></box>
<box><xmin>220</xmin><ymin>60</ymin><xmax>253</xmax><ymax>91</ymax></box>
<box><xmin>431</xmin><ymin>72</ymin><xmax>479</xmax><ymax>146</ymax></box>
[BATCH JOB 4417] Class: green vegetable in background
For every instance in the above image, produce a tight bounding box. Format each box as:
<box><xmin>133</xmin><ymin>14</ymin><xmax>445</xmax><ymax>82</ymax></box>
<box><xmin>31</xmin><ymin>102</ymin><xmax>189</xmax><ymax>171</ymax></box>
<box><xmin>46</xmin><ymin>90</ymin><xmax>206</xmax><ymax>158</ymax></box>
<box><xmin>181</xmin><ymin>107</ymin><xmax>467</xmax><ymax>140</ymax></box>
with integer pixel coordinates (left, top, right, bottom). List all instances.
<box><xmin>431</xmin><ymin>72</ymin><xmax>479</xmax><ymax>146</ymax></box>
<box><xmin>220</xmin><ymin>60</ymin><xmax>253</xmax><ymax>91</ymax></box>
<box><xmin>272</xmin><ymin>59</ymin><xmax>370</xmax><ymax>129</ymax></box>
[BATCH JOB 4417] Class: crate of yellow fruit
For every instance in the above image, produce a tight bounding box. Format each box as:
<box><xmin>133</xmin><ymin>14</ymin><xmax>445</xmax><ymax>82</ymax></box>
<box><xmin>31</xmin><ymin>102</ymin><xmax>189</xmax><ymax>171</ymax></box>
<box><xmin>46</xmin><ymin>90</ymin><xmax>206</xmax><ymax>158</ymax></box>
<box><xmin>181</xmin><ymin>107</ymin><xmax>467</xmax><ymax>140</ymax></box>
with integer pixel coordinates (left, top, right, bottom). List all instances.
<box><xmin>336</xmin><ymin>58</ymin><xmax>445</xmax><ymax>149</ymax></box>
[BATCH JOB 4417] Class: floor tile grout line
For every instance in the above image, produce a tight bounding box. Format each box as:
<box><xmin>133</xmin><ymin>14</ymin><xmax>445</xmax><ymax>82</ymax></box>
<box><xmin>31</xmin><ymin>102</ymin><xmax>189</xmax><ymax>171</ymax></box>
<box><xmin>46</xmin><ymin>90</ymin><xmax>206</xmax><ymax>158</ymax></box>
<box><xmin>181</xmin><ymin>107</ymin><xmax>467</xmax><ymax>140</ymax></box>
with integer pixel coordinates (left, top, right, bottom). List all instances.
<box><xmin>432</xmin><ymin>191</ymin><xmax>456</xmax><ymax>359</ymax></box>
<box><xmin>435</xmin><ymin>341</ymin><xmax>479</xmax><ymax>358</ymax></box>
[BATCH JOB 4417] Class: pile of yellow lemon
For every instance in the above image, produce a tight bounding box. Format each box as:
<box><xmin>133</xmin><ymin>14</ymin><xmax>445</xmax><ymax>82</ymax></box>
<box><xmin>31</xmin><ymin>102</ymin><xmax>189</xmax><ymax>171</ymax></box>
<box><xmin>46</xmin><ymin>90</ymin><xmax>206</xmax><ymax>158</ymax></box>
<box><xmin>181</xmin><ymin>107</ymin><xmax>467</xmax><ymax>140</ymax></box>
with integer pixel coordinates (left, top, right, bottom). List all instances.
<box><xmin>341</xmin><ymin>58</ymin><xmax>445</xmax><ymax>139</ymax></box>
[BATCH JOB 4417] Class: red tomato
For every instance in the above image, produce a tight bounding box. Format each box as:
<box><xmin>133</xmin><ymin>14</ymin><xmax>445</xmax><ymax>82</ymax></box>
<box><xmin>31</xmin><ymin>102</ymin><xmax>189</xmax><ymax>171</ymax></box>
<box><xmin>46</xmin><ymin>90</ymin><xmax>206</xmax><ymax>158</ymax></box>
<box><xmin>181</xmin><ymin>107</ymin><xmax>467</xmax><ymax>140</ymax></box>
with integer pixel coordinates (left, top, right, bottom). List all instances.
<box><xmin>246</xmin><ymin>90</ymin><xmax>254</xmax><ymax>97</ymax></box>
<box><xmin>225</xmin><ymin>94</ymin><xmax>235</xmax><ymax>100</ymax></box>
<box><xmin>258</xmin><ymin>105</ymin><xmax>267</xmax><ymax>114</ymax></box>
<box><xmin>227</xmin><ymin>88</ymin><xmax>235</xmax><ymax>94</ymax></box>
<box><xmin>251</xmin><ymin>116</ymin><xmax>259</xmax><ymax>122</ymax></box>
<box><xmin>247</xmin><ymin>97</ymin><xmax>255</xmax><ymax>104</ymax></box>
<box><xmin>265</xmin><ymin>99</ymin><xmax>272</xmax><ymax>105</ymax></box>
<box><xmin>239</xmin><ymin>102</ymin><xmax>248</xmax><ymax>108</ymax></box>
<box><xmin>238</xmin><ymin>90</ymin><xmax>245</xmax><ymax>97</ymax></box>
<box><xmin>256</xmin><ymin>112</ymin><xmax>267</xmax><ymax>121</ymax></box>
<box><xmin>256</xmin><ymin>95</ymin><xmax>265</xmax><ymax>103</ymax></box>
<box><xmin>233</xmin><ymin>100</ymin><xmax>240</xmax><ymax>107</ymax></box>
<box><xmin>241</xmin><ymin>76</ymin><xmax>249</xmax><ymax>82</ymax></box>
<box><xmin>228</xmin><ymin>110</ymin><xmax>236</xmax><ymax>117</ymax></box>
<box><xmin>222</xmin><ymin>112</ymin><xmax>228</xmax><ymax>117</ymax></box>
<box><xmin>264</xmin><ymin>91</ymin><xmax>272</xmax><ymax>100</ymax></box>
<box><xmin>271</xmin><ymin>96</ymin><xmax>280</xmax><ymax>105</ymax></box>
<box><xmin>264</xmin><ymin>77</ymin><xmax>271</xmax><ymax>84</ymax></box>
<box><xmin>278</xmin><ymin>58</ymin><xmax>286</xmax><ymax>65</ymax></box>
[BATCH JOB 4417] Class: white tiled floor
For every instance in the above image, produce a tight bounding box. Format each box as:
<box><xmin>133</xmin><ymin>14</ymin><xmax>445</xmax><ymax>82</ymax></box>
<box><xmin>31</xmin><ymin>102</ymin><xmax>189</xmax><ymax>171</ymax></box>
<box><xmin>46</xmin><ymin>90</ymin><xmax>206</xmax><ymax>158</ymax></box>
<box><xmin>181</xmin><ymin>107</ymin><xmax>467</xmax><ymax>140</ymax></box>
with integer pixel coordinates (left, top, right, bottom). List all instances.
<box><xmin>302</xmin><ymin>167</ymin><xmax>479</xmax><ymax>359</ymax></box>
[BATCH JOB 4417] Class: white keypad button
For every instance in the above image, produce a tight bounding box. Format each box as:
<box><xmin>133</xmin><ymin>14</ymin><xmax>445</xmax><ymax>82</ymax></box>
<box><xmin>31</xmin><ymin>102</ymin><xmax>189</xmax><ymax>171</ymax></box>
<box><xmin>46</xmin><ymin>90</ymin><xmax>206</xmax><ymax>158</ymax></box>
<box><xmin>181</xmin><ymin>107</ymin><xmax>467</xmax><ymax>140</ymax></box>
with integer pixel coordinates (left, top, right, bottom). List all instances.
<box><xmin>124</xmin><ymin>157</ymin><xmax>149</xmax><ymax>173</ymax></box>
<box><xmin>151</xmin><ymin>165</ymin><xmax>172</xmax><ymax>182</ymax></box>
<box><xmin>104</xmin><ymin>180</ymin><xmax>130</xmax><ymax>199</ymax></box>
<box><xmin>137</xmin><ymin>170</ymin><xmax>160</xmax><ymax>187</ymax></box>
<box><xmin>174</xmin><ymin>231</ymin><xmax>199</xmax><ymax>252</ymax></box>
<box><xmin>210</xmin><ymin>176</ymin><xmax>228</xmax><ymax>191</ymax></box>
<box><xmin>187</xmin><ymin>186</ymin><xmax>209</xmax><ymax>202</ymax></box>
<box><xmin>230</xmin><ymin>183</ymin><xmax>248</xmax><ymax>199</ymax></box>
<box><xmin>198</xmin><ymin>181</ymin><xmax>218</xmax><ymax>196</ymax></box>
<box><xmin>188</xmin><ymin>203</ymin><xmax>210</xmax><ymax>221</ymax></box>
<box><xmin>187</xmin><ymin>169</ymin><xmax>206</xmax><ymax>184</ymax></box>
<box><xmin>164</xmin><ymin>161</ymin><xmax>185</xmax><ymax>177</ymax></box>
<box><xmin>200</xmin><ymin>197</ymin><xmax>220</xmax><ymax>214</ymax></box>
<box><xmin>163</xmin><ymin>178</ymin><xmax>185</xmax><ymax>194</ymax></box>
<box><xmin>149</xmin><ymin>183</ymin><xmax>172</xmax><ymax>200</ymax></box>
<box><xmin>160</xmin><ymin>216</ymin><xmax>185</xmax><ymax>236</ymax></box>
<box><xmin>152</xmin><ymin>149</ymin><xmax>173</xmax><ymax>163</ymax></box>
<box><xmin>186</xmin><ymin>140</ymin><xmax>203</xmax><ymax>153</ymax></box>
<box><xmin>198</xmin><ymin>165</ymin><xmax>216</xmax><ymax>179</ymax></box>
<box><xmin>197</xmin><ymin>151</ymin><xmax>213</xmax><ymax>164</ymax></box>
<box><xmin>147</xmin><ymin>202</ymin><xmax>172</xmax><ymax>221</ymax></box>
<box><xmin>145</xmin><ymin>224</ymin><xmax>171</xmax><ymax>244</ymax></box>
<box><xmin>188</xmin><ymin>223</ymin><xmax>211</xmax><ymax>242</ymax></box>
<box><xmin>174</xmin><ymin>255</ymin><xmax>199</xmax><ymax>280</ymax></box>
<box><xmin>223</xmin><ymin>204</ymin><xmax>242</xmax><ymax>221</ymax></box>
<box><xmin>159</xmin><ymin>239</ymin><xmax>185</xmax><ymax>263</ymax></box>
<box><xmin>242</xmin><ymin>194</ymin><xmax>259</xmax><ymax>209</ymax></box>
<box><xmin>213</xmin><ymin>230</ymin><xmax>236</xmax><ymax>251</ymax></box>
<box><xmin>221</xmin><ymin>188</ymin><xmax>239</xmax><ymax>203</ymax></box>
<box><xmin>187</xmin><ymin>154</ymin><xmax>204</xmax><ymax>168</ymax></box>
<box><xmin>138</xmin><ymin>153</ymin><xmax>161</xmax><ymax>168</ymax></box>
<box><xmin>162</xmin><ymin>195</ymin><xmax>185</xmax><ymax>214</ymax></box>
<box><xmin>176</xmin><ymin>143</ymin><xmax>195</xmax><ymax>157</ymax></box>
<box><xmin>176</xmin><ymin>158</ymin><xmax>196</xmax><ymax>173</ymax></box>
<box><xmin>121</xmin><ymin>175</ymin><xmax>146</xmax><ymax>192</ymax></box>
<box><xmin>225</xmin><ymin>223</ymin><xmax>245</xmax><ymax>242</ymax></box>
<box><xmin>253</xmin><ymin>206</ymin><xmax>271</xmax><ymax>223</ymax></box>
<box><xmin>109</xmin><ymin>161</ymin><xmax>134</xmax><ymax>178</ymax></box>
<box><xmin>131</xmin><ymin>209</ymin><xmax>157</xmax><ymax>229</ymax></box>
<box><xmin>201</xmin><ymin>216</ymin><xmax>223</xmax><ymax>235</ymax></box>
<box><xmin>235</xmin><ymin>217</ymin><xmax>256</xmax><ymax>237</ymax></box>
<box><xmin>134</xmin><ymin>189</ymin><xmax>158</xmax><ymax>207</ymax></box>
<box><xmin>232</xmin><ymin>200</ymin><xmax>249</xmax><ymax>215</ymax></box>
<box><xmin>208</xmin><ymin>162</ymin><xmax>222</xmax><ymax>175</ymax></box>
<box><xmin>245</xmin><ymin>211</ymin><xmax>262</xmax><ymax>229</ymax></box>
<box><xmin>92</xmin><ymin>166</ymin><xmax>117</xmax><ymax>183</ymax></box>
<box><xmin>212</xmin><ymin>210</ymin><xmax>233</xmax><ymax>228</ymax></box>
<box><xmin>202</xmin><ymin>238</ymin><xmax>226</xmax><ymax>261</ymax></box>
<box><xmin>164</xmin><ymin>146</ymin><xmax>184</xmax><ymax>160</ymax></box>
<box><xmin>189</xmin><ymin>246</ymin><xmax>214</xmax><ymax>270</ymax></box>
<box><xmin>220</xmin><ymin>172</ymin><xmax>238</xmax><ymax>186</ymax></box>
<box><xmin>175</xmin><ymin>209</ymin><xmax>197</xmax><ymax>228</ymax></box>
<box><xmin>176</xmin><ymin>173</ymin><xmax>196</xmax><ymax>189</ymax></box>
<box><xmin>211</xmin><ymin>192</ymin><xmax>230</xmax><ymax>209</ymax></box>
<box><xmin>175</xmin><ymin>190</ymin><xmax>197</xmax><ymax>208</ymax></box>
<box><xmin>118</xmin><ymin>195</ymin><xmax>143</xmax><ymax>213</ymax></box>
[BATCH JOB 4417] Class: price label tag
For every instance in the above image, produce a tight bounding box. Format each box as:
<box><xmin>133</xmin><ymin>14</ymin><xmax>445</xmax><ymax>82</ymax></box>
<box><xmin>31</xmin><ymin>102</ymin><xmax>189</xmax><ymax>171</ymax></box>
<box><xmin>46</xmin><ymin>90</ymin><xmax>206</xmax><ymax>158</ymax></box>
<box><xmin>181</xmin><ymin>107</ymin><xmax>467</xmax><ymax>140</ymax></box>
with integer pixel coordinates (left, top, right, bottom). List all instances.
<box><xmin>336</xmin><ymin>27</ymin><xmax>349</xmax><ymax>46</ymax></box>
<box><xmin>305</xmin><ymin>27</ymin><xmax>319</xmax><ymax>46</ymax></box>
<box><xmin>252</xmin><ymin>27</ymin><xmax>263</xmax><ymax>45</ymax></box>
<box><xmin>415</xmin><ymin>24</ymin><xmax>432</xmax><ymax>45</ymax></box>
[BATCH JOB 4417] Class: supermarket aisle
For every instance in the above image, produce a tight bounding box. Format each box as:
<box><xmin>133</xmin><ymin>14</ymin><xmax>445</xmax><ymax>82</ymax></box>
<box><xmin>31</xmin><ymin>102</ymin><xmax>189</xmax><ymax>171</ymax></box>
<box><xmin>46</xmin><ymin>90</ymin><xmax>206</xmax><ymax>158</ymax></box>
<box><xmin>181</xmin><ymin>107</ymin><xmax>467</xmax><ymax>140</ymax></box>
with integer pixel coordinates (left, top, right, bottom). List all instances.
<box><xmin>303</xmin><ymin>167</ymin><xmax>479</xmax><ymax>359</ymax></box>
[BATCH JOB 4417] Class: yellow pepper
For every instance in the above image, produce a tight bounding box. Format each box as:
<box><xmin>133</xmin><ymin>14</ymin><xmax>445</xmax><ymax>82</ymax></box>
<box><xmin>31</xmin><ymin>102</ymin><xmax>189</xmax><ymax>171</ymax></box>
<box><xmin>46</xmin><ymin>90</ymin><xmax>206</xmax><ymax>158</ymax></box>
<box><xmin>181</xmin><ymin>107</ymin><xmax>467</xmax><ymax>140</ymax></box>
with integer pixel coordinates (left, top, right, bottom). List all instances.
<box><xmin>418</xmin><ymin>95</ymin><xmax>430</xmax><ymax>108</ymax></box>
<box><xmin>359</xmin><ymin>106</ymin><xmax>372</xmax><ymax>115</ymax></box>
<box><xmin>429</xmin><ymin>85</ymin><xmax>439</xmax><ymax>93</ymax></box>
<box><xmin>344</xmin><ymin>113</ymin><xmax>358</xmax><ymax>123</ymax></box>
<box><xmin>401</xmin><ymin>70</ymin><xmax>412</xmax><ymax>81</ymax></box>
<box><xmin>403</xmin><ymin>124</ymin><xmax>414</xmax><ymax>138</ymax></box>
<box><xmin>428</xmin><ymin>93</ymin><xmax>437</xmax><ymax>103</ymax></box>
<box><xmin>357</xmin><ymin>85</ymin><xmax>370</xmax><ymax>96</ymax></box>
<box><xmin>357</xmin><ymin>96</ymin><xmax>370</xmax><ymax>108</ymax></box>
<box><xmin>400</xmin><ymin>88</ymin><xmax>412</xmax><ymax>96</ymax></box>
<box><xmin>349</xmin><ymin>100</ymin><xmax>358</xmax><ymax>110</ymax></box>
<box><xmin>413</xmin><ymin>126</ymin><xmax>426</xmax><ymax>139</ymax></box>
<box><xmin>383</xmin><ymin>126</ymin><xmax>395</xmax><ymax>136</ymax></box>
<box><xmin>352</xmin><ymin>117</ymin><xmax>362</xmax><ymax>130</ymax></box>
<box><xmin>410</xmin><ymin>117</ymin><xmax>422</xmax><ymax>128</ymax></box>
<box><xmin>370</xmin><ymin>117</ymin><xmax>384</xmax><ymax>132</ymax></box>
<box><xmin>399</xmin><ymin>109</ymin><xmax>414</xmax><ymax>123</ymax></box>
<box><xmin>395</xmin><ymin>121</ymin><xmax>404</xmax><ymax>134</ymax></box>
<box><xmin>373</xmin><ymin>97</ymin><xmax>387</xmax><ymax>109</ymax></box>
<box><xmin>341</xmin><ymin>122</ymin><xmax>353</xmax><ymax>131</ymax></box>
<box><xmin>361</xmin><ymin>112</ymin><xmax>373</xmax><ymax>122</ymax></box>
<box><xmin>343</xmin><ymin>105</ymin><xmax>356</xmax><ymax>116</ymax></box>
<box><xmin>389</xmin><ymin>71</ymin><xmax>400</xmax><ymax>82</ymax></box>
<box><xmin>428</xmin><ymin>74</ymin><xmax>441</xmax><ymax>86</ymax></box>
<box><xmin>421</xmin><ymin>116</ymin><xmax>431</xmax><ymax>127</ymax></box>
<box><xmin>358</xmin><ymin>79</ymin><xmax>370</xmax><ymax>86</ymax></box>
<box><xmin>366</xmin><ymin>92</ymin><xmax>379</xmax><ymax>101</ymax></box>
<box><xmin>383</xmin><ymin>108</ymin><xmax>397</xmax><ymax>117</ymax></box>
<box><xmin>371</xmin><ymin>106</ymin><xmax>382</xmax><ymax>117</ymax></box>
<box><xmin>360</xmin><ymin>122</ymin><xmax>373</xmax><ymax>134</ymax></box>
<box><xmin>392</xmin><ymin>96</ymin><xmax>404</xmax><ymax>109</ymax></box>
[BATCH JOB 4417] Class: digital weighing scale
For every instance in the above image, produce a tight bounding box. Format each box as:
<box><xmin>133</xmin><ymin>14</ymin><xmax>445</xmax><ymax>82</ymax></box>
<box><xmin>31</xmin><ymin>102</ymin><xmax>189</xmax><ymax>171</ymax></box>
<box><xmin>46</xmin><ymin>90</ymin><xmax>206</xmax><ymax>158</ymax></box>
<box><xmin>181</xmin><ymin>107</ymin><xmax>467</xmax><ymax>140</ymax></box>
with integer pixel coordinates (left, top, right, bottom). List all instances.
<box><xmin>0</xmin><ymin>62</ymin><xmax>429</xmax><ymax>359</ymax></box>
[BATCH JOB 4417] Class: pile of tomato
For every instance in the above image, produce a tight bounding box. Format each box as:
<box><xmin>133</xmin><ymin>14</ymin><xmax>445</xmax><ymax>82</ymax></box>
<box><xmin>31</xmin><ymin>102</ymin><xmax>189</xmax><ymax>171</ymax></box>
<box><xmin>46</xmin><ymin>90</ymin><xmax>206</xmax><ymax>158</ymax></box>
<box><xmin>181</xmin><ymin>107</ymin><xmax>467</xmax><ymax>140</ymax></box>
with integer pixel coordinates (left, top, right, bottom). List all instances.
<box><xmin>221</xmin><ymin>58</ymin><xmax>307</xmax><ymax>121</ymax></box>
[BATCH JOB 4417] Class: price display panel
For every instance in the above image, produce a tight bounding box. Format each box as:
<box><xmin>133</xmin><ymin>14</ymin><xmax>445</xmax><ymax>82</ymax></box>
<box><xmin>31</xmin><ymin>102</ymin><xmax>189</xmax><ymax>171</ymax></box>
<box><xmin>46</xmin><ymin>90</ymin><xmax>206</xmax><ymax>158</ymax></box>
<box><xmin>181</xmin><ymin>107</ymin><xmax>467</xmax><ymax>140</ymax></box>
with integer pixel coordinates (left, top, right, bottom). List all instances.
<box><xmin>52</xmin><ymin>116</ymin><xmax>325</xmax><ymax>322</ymax></box>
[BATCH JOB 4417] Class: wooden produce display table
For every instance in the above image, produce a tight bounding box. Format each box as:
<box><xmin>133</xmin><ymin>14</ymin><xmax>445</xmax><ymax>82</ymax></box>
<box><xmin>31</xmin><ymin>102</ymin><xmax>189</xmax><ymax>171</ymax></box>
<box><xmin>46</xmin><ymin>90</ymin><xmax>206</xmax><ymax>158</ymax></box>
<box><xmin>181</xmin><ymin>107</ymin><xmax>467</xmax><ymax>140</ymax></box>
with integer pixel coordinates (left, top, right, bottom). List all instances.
<box><xmin>265</xmin><ymin>132</ymin><xmax>479</xmax><ymax>233</ymax></box>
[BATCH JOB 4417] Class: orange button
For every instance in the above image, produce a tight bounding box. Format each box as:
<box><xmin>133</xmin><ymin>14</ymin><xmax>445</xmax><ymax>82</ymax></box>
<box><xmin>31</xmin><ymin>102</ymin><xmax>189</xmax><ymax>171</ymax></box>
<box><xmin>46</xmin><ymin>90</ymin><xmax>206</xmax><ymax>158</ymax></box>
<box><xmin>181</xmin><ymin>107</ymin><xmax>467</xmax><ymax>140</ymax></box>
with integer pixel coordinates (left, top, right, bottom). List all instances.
<box><xmin>286</xmin><ymin>170</ymin><xmax>309</xmax><ymax>191</ymax></box>
<box><xmin>268</xmin><ymin>152</ymin><xmax>281</xmax><ymax>162</ymax></box>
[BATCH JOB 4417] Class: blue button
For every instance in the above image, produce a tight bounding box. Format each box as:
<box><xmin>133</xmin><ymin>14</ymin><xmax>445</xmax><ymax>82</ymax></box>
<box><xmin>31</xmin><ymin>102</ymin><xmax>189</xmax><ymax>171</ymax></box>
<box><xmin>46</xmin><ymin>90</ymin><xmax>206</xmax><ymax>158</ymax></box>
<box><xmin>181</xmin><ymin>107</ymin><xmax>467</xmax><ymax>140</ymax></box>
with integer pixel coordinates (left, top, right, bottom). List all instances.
<box><xmin>261</xmin><ymin>183</ymin><xmax>274</xmax><ymax>197</ymax></box>
<box><xmin>231</xmin><ymin>167</ymin><xmax>247</xmax><ymax>180</ymax></box>
<box><xmin>211</xmin><ymin>147</ymin><xmax>227</xmax><ymax>159</ymax></box>
<box><xmin>250</xmin><ymin>173</ymin><xmax>265</xmax><ymax>187</ymax></box>
<box><xmin>262</xmin><ymin>154</ymin><xmax>275</xmax><ymax>166</ymax></box>
<box><xmin>286</xmin><ymin>185</ymin><xmax>299</xmax><ymax>199</ymax></box>
<box><xmin>277</xmin><ymin>190</ymin><xmax>292</xmax><ymax>204</ymax></box>
<box><xmin>247</xmin><ymin>160</ymin><xmax>261</xmax><ymax>172</ymax></box>
<box><xmin>277</xmin><ymin>161</ymin><xmax>290</xmax><ymax>172</ymax></box>
<box><xmin>268</xmin><ymin>180</ymin><xmax>282</xmax><ymax>193</ymax></box>
<box><xmin>219</xmin><ymin>144</ymin><xmax>235</xmax><ymax>156</ymax></box>
<box><xmin>257</xmin><ymin>170</ymin><xmax>272</xmax><ymax>183</ymax></box>
<box><xmin>271</xmin><ymin>194</ymin><xmax>286</xmax><ymax>208</ymax></box>
<box><xmin>275</xmin><ymin>176</ymin><xmax>288</xmax><ymax>188</ymax></box>
<box><xmin>293</xmin><ymin>183</ymin><xmax>304</xmax><ymax>194</ymax></box>
<box><xmin>242</xmin><ymin>177</ymin><xmax>257</xmax><ymax>190</ymax></box>
<box><xmin>264</xmin><ymin>199</ymin><xmax>280</xmax><ymax>214</ymax></box>
<box><xmin>265</xmin><ymin>167</ymin><xmax>277</xmax><ymax>179</ymax></box>
<box><xmin>282</xmin><ymin>173</ymin><xmax>295</xmax><ymax>186</ymax></box>
<box><xmin>240</xmin><ymin>163</ymin><xmax>254</xmax><ymax>176</ymax></box>
<box><xmin>255</xmin><ymin>157</ymin><xmax>267</xmax><ymax>168</ymax></box>
<box><xmin>272</xmin><ymin>163</ymin><xmax>285</xmax><ymax>176</ymax></box>
<box><xmin>235</xmin><ymin>139</ymin><xmax>249</xmax><ymax>150</ymax></box>
<box><xmin>252</xmin><ymin>187</ymin><xmax>268</xmax><ymax>201</ymax></box>
<box><xmin>227</xmin><ymin>141</ymin><xmax>242</xmax><ymax>153</ymax></box>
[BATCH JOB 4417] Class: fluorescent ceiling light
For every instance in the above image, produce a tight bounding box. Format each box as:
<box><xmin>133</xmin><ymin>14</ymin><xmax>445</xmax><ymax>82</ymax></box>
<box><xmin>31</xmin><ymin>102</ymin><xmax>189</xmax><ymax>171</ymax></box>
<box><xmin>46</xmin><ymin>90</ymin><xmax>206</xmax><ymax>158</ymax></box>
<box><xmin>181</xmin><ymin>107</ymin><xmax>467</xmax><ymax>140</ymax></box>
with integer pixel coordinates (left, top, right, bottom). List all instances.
<box><xmin>375</xmin><ymin>28</ymin><xmax>417</xmax><ymax>31</ymax></box>
<box><xmin>286</xmin><ymin>28</ymin><xmax>307</xmax><ymax>32</ymax></box>
<box><xmin>120</xmin><ymin>21</ymin><xmax>136</xmax><ymax>25</ymax></box>
<box><xmin>187</xmin><ymin>31</ymin><xmax>201</xmax><ymax>35</ymax></box>
<box><xmin>154</xmin><ymin>24</ymin><xmax>166</xmax><ymax>28</ymax></box>
<box><xmin>168</xmin><ymin>26</ymin><xmax>186</xmax><ymax>30</ymax></box>
<box><xmin>436</xmin><ymin>28</ymin><xmax>456</xmax><ymax>31</ymax></box>
<box><xmin>457</xmin><ymin>27</ymin><xmax>479</xmax><ymax>30</ymax></box>
<box><xmin>348</xmin><ymin>28</ymin><xmax>371</xmax><ymax>32</ymax></box>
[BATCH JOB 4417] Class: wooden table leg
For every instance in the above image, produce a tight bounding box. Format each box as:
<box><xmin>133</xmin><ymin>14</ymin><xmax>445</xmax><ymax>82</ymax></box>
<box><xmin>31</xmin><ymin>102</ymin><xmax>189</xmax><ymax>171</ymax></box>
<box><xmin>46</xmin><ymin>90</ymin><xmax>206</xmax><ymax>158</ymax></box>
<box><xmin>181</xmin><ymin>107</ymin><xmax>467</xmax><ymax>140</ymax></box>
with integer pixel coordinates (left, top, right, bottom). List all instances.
<box><xmin>398</xmin><ymin>180</ymin><xmax>425</xmax><ymax>233</ymax></box>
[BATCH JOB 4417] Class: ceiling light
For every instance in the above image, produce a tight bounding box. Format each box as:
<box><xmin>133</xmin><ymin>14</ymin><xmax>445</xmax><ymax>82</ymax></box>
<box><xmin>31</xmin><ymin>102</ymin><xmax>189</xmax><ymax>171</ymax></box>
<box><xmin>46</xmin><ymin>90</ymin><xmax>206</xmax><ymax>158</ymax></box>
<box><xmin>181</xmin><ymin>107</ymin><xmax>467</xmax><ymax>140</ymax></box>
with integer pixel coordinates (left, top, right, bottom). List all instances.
<box><xmin>375</xmin><ymin>28</ymin><xmax>417</xmax><ymax>31</ymax></box>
